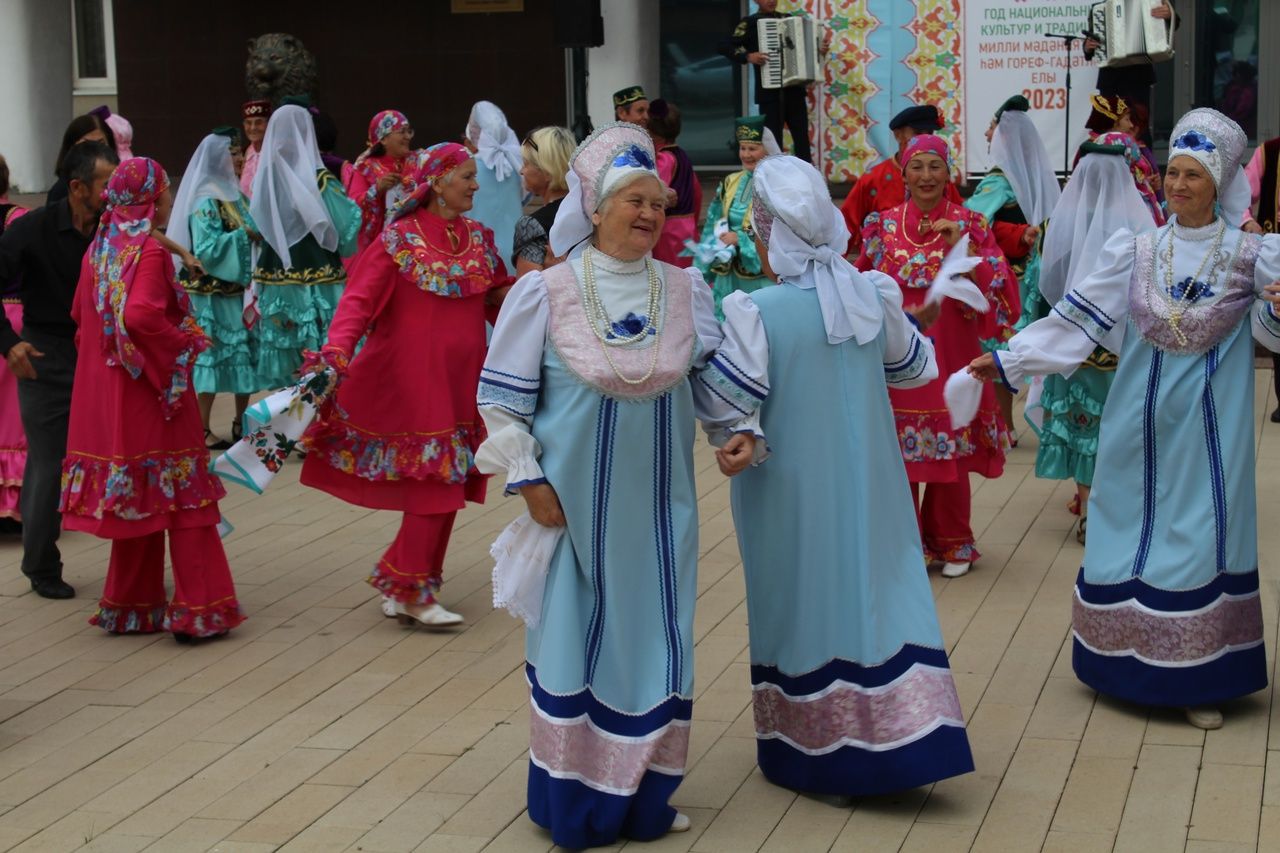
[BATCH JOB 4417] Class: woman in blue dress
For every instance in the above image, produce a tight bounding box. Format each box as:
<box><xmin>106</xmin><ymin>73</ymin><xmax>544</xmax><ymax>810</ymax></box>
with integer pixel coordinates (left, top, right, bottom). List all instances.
<box><xmin>464</xmin><ymin>101</ymin><xmax>524</xmax><ymax>267</ymax></box>
<box><xmin>972</xmin><ymin>109</ymin><xmax>1280</xmax><ymax>730</ymax></box>
<box><xmin>706</xmin><ymin>154</ymin><xmax>974</xmax><ymax>795</ymax></box>
<box><xmin>475</xmin><ymin>122</ymin><xmax>755</xmax><ymax>847</ymax></box>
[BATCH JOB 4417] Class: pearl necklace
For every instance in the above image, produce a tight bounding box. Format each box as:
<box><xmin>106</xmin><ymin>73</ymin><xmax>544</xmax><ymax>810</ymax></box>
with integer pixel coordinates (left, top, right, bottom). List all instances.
<box><xmin>1147</xmin><ymin>219</ymin><xmax>1228</xmax><ymax>348</ymax></box>
<box><xmin>581</xmin><ymin>247</ymin><xmax>663</xmax><ymax>385</ymax></box>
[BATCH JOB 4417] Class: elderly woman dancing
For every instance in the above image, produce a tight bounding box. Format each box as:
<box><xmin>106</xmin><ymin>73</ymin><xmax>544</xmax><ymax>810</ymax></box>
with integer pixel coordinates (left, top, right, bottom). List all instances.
<box><xmin>709</xmin><ymin>154</ymin><xmax>974</xmax><ymax>796</ymax></box>
<box><xmin>475</xmin><ymin>122</ymin><xmax>754</xmax><ymax>847</ymax></box>
<box><xmin>61</xmin><ymin>158</ymin><xmax>242</xmax><ymax>641</ymax></box>
<box><xmin>971</xmin><ymin>109</ymin><xmax>1280</xmax><ymax>730</ymax></box>
<box><xmin>856</xmin><ymin>134</ymin><xmax>1019</xmax><ymax>578</ymax></box>
<box><xmin>345</xmin><ymin>109</ymin><xmax>413</xmax><ymax>254</ymax></box>
<box><xmin>302</xmin><ymin>143</ymin><xmax>511</xmax><ymax>627</ymax></box>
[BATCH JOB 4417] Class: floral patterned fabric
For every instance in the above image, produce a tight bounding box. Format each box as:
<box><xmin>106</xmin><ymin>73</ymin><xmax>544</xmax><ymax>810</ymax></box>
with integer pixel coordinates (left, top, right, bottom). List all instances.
<box><xmin>60</xmin><ymin>449</ymin><xmax>225</xmax><ymax>521</ymax></box>
<box><xmin>350</xmin><ymin>110</ymin><xmax>410</xmax><ymax>252</ymax></box>
<box><xmin>383</xmin><ymin>214</ymin><xmax>503</xmax><ymax>299</ymax></box>
<box><xmin>856</xmin><ymin>200</ymin><xmax>1015</xmax><ymax>482</ymax></box>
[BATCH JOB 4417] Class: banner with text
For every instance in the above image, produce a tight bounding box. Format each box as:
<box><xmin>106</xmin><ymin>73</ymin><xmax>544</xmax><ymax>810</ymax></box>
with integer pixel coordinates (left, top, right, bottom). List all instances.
<box><xmin>963</xmin><ymin>1</ymin><xmax>1101</xmax><ymax>176</ymax></box>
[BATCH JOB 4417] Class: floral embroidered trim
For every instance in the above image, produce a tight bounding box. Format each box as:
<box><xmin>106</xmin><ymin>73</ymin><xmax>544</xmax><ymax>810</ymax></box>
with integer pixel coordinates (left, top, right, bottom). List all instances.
<box><xmin>60</xmin><ymin>450</ymin><xmax>226</xmax><ymax>521</ymax></box>
<box><xmin>1052</xmin><ymin>291</ymin><xmax>1115</xmax><ymax>346</ymax></box>
<box><xmin>897</xmin><ymin>409</ymin><xmax>1006</xmax><ymax>464</ymax></box>
<box><xmin>309</xmin><ymin>419</ymin><xmax>483</xmax><ymax>484</ymax></box>
<box><xmin>528</xmin><ymin>700</ymin><xmax>690</xmax><ymax>797</ymax></box>
<box><xmin>159</xmin><ymin>324</ymin><xmax>210</xmax><ymax>420</ymax></box>
<box><xmin>752</xmin><ymin>664</ymin><xmax>965</xmax><ymax>754</ymax></box>
<box><xmin>699</xmin><ymin>354</ymin><xmax>766</xmax><ymax>417</ymax></box>
<box><xmin>383</xmin><ymin>216</ymin><xmax>500</xmax><ymax>299</ymax></box>
<box><xmin>90</xmin><ymin>602</ymin><xmax>168</xmax><ymax>634</ymax></box>
<box><xmin>368</xmin><ymin>557</ymin><xmax>439</xmax><ymax>605</ymax></box>
<box><xmin>166</xmin><ymin>597</ymin><xmax>244</xmax><ymax>637</ymax></box>
<box><xmin>1072</xmin><ymin>588</ymin><xmax>1264</xmax><ymax>665</ymax></box>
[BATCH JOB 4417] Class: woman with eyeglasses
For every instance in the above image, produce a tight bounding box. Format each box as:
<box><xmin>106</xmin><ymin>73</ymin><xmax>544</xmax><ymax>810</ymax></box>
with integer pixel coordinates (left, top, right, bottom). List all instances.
<box><xmin>511</xmin><ymin>126</ymin><xmax>575</xmax><ymax>277</ymax></box>
<box><xmin>346</xmin><ymin>110</ymin><xmax>414</xmax><ymax>254</ymax></box>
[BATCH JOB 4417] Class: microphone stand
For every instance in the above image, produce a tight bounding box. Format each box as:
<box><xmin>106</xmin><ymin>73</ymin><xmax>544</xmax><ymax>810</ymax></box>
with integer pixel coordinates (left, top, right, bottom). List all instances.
<box><xmin>1043</xmin><ymin>32</ymin><xmax>1083</xmax><ymax>176</ymax></box>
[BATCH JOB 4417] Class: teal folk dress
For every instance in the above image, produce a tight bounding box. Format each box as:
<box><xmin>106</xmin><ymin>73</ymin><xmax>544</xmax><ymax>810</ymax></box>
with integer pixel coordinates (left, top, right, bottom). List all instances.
<box><xmin>476</xmin><ymin>251</ymin><xmax>739</xmax><ymax>848</ymax></box>
<box><xmin>703</xmin><ymin>279</ymin><xmax>974</xmax><ymax>795</ymax></box>
<box><xmin>178</xmin><ymin>196</ymin><xmax>262</xmax><ymax>394</ymax></box>
<box><xmin>994</xmin><ymin>222</ymin><xmax>1280</xmax><ymax>707</ymax></box>
<box><xmin>694</xmin><ymin>169</ymin><xmax>768</xmax><ymax>318</ymax></box>
<box><xmin>252</xmin><ymin>170</ymin><xmax>360</xmax><ymax>388</ymax></box>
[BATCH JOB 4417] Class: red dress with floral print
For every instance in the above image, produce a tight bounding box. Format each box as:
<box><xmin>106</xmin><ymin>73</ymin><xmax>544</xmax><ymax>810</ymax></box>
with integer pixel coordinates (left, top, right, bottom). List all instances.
<box><xmin>60</xmin><ymin>240</ymin><xmax>226</xmax><ymax>538</ymax></box>
<box><xmin>856</xmin><ymin>200</ymin><xmax>1018</xmax><ymax>485</ymax></box>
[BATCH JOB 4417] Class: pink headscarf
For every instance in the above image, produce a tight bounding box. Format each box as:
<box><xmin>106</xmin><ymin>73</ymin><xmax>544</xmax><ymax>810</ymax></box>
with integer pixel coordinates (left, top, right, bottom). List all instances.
<box><xmin>105</xmin><ymin>114</ymin><xmax>134</xmax><ymax>160</ymax></box>
<box><xmin>902</xmin><ymin>134</ymin><xmax>952</xmax><ymax>171</ymax></box>
<box><xmin>352</xmin><ymin>110</ymin><xmax>412</xmax><ymax>246</ymax></box>
<box><xmin>89</xmin><ymin>158</ymin><xmax>202</xmax><ymax>386</ymax></box>
<box><xmin>386</xmin><ymin>142</ymin><xmax>472</xmax><ymax>224</ymax></box>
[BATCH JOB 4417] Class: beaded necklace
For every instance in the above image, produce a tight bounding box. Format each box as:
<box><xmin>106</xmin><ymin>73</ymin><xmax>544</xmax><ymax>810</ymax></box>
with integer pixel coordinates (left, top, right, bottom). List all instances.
<box><xmin>581</xmin><ymin>247</ymin><xmax>663</xmax><ymax>385</ymax></box>
<box><xmin>1146</xmin><ymin>219</ymin><xmax>1229</xmax><ymax>348</ymax></box>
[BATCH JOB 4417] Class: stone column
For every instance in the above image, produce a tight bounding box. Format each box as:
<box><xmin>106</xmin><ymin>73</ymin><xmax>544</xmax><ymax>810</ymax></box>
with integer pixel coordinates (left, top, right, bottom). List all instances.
<box><xmin>0</xmin><ymin>0</ymin><xmax>73</xmax><ymax>193</ymax></box>
<box><xmin>586</xmin><ymin>0</ymin><xmax>661</xmax><ymax>129</ymax></box>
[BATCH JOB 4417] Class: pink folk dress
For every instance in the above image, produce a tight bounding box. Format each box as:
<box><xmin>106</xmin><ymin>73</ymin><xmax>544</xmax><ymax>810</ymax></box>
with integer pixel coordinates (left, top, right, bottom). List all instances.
<box><xmin>300</xmin><ymin>207</ymin><xmax>509</xmax><ymax>604</ymax></box>
<box><xmin>62</xmin><ymin>240</ymin><xmax>243</xmax><ymax>634</ymax></box>
<box><xmin>0</xmin><ymin>204</ymin><xmax>28</xmax><ymax>520</ymax></box>
<box><xmin>653</xmin><ymin>145</ymin><xmax>701</xmax><ymax>268</ymax></box>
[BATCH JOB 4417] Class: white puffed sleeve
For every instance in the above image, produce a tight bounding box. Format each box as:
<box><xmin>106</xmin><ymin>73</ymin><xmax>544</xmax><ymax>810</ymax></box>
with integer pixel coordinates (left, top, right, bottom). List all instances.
<box><xmin>688</xmin><ymin>267</ymin><xmax>724</xmax><ymax>367</ymax></box>
<box><xmin>994</xmin><ymin>229</ymin><xmax>1134</xmax><ymax>389</ymax></box>
<box><xmin>475</xmin><ymin>272</ymin><xmax>550</xmax><ymax>492</ymax></box>
<box><xmin>694</xmin><ymin>289</ymin><xmax>769</xmax><ymax>462</ymax></box>
<box><xmin>1250</xmin><ymin>234</ymin><xmax>1280</xmax><ymax>353</ymax></box>
<box><xmin>865</xmin><ymin>270</ymin><xmax>938</xmax><ymax>389</ymax></box>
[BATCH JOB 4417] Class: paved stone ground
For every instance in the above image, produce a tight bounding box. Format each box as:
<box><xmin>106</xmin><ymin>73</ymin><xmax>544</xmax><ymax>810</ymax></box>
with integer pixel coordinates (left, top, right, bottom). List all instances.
<box><xmin>1</xmin><ymin>373</ymin><xmax>1278</xmax><ymax>853</ymax></box>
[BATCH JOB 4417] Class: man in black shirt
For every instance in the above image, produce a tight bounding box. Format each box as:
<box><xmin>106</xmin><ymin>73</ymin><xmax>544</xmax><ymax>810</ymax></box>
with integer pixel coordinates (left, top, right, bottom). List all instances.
<box><xmin>0</xmin><ymin>141</ymin><xmax>117</xmax><ymax>598</ymax></box>
<box><xmin>721</xmin><ymin>0</ymin><xmax>824</xmax><ymax>165</ymax></box>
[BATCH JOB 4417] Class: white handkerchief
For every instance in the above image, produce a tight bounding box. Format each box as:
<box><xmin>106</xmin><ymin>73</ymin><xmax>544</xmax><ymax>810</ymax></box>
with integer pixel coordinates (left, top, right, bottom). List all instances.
<box><xmin>944</xmin><ymin>369</ymin><xmax>984</xmax><ymax>429</ymax></box>
<box><xmin>926</xmin><ymin>234</ymin><xmax>987</xmax><ymax>312</ymax></box>
<box><xmin>491</xmin><ymin>513</ymin><xmax>564</xmax><ymax>629</ymax></box>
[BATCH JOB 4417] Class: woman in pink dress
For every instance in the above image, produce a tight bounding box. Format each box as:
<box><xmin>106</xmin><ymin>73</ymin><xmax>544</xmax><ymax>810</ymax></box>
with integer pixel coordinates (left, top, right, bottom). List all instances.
<box><xmin>649</xmin><ymin>100</ymin><xmax>701</xmax><ymax>267</ymax></box>
<box><xmin>345</xmin><ymin>110</ymin><xmax>413</xmax><ymax>254</ymax></box>
<box><xmin>60</xmin><ymin>157</ymin><xmax>243</xmax><ymax>641</ymax></box>
<box><xmin>301</xmin><ymin>143</ymin><xmax>512</xmax><ymax>627</ymax></box>
<box><xmin>855</xmin><ymin>134</ymin><xmax>1019</xmax><ymax>578</ymax></box>
<box><xmin>0</xmin><ymin>155</ymin><xmax>27</xmax><ymax>529</ymax></box>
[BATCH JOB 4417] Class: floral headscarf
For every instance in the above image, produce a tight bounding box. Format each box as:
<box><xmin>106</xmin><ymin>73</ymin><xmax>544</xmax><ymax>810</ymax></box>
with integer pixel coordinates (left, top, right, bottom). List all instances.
<box><xmin>386</xmin><ymin>142</ymin><xmax>472</xmax><ymax>224</ymax></box>
<box><xmin>90</xmin><ymin>157</ymin><xmax>171</xmax><ymax>377</ymax></box>
<box><xmin>351</xmin><ymin>110</ymin><xmax>412</xmax><ymax>247</ymax></box>
<box><xmin>901</xmin><ymin>134</ymin><xmax>952</xmax><ymax>172</ymax></box>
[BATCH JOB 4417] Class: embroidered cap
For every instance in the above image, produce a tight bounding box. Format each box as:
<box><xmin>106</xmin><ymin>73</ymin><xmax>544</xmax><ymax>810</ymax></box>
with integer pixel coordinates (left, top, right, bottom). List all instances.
<box><xmin>889</xmin><ymin>105</ymin><xmax>943</xmax><ymax>133</ymax></box>
<box><xmin>1085</xmin><ymin>94</ymin><xmax>1128</xmax><ymax>133</ymax></box>
<box><xmin>735</xmin><ymin>115</ymin><xmax>766</xmax><ymax>143</ymax></box>
<box><xmin>242</xmin><ymin>99</ymin><xmax>271</xmax><ymax>119</ymax></box>
<box><xmin>995</xmin><ymin>95</ymin><xmax>1029</xmax><ymax>121</ymax></box>
<box><xmin>613</xmin><ymin>85</ymin><xmax>647</xmax><ymax>108</ymax></box>
<box><xmin>1168</xmin><ymin>108</ymin><xmax>1247</xmax><ymax>191</ymax></box>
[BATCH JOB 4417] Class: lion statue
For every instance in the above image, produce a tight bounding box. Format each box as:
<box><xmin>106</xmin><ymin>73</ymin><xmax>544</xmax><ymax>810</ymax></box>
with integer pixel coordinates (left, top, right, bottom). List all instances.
<box><xmin>245</xmin><ymin>33</ymin><xmax>318</xmax><ymax>105</ymax></box>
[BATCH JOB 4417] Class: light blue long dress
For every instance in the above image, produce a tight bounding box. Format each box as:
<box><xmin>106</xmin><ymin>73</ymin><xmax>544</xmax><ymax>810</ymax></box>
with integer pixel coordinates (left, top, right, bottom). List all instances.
<box><xmin>475</xmin><ymin>250</ymin><xmax>737</xmax><ymax>848</ymax></box>
<box><xmin>995</xmin><ymin>219</ymin><xmax>1280</xmax><ymax>707</ymax></box>
<box><xmin>704</xmin><ymin>275</ymin><xmax>975</xmax><ymax>794</ymax></box>
<box><xmin>470</xmin><ymin>160</ymin><xmax>523</xmax><ymax>269</ymax></box>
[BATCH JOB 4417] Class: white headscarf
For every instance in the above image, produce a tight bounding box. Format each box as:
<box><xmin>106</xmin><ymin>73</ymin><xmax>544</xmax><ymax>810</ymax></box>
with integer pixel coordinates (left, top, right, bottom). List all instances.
<box><xmin>762</xmin><ymin>127</ymin><xmax>782</xmax><ymax>157</ymax></box>
<box><xmin>751</xmin><ymin>155</ymin><xmax>884</xmax><ymax>345</ymax></box>
<box><xmin>466</xmin><ymin>101</ymin><xmax>523</xmax><ymax>183</ymax></box>
<box><xmin>1039</xmin><ymin>149</ymin><xmax>1155</xmax><ymax>306</ymax></box>
<box><xmin>989</xmin><ymin>111</ymin><xmax>1061</xmax><ymax>227</ymax></box>
<box><xmin>167</xmin><ymin>134</ymin><xmax>242</xmax><ymax>267</ymax></box>
<box><xmin>249</xmin><ymin>104</ymin><xmax>334</xmax><ymax>268</ymax></box>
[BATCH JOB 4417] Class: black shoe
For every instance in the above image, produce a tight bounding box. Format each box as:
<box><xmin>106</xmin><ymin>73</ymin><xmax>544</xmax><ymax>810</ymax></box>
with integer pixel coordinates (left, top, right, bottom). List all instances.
<box><xmin>205</xmin><ymin>429</ymin><xmax>233</xmax><ymax>451</ymax></box>
<box><xmin>173</xmin><ymin>630</ymin><xmax>228</xmax><ymax>645</ymax></box>
<box><xmin>231</xmin><ymin>418</ymin><xmax>244</xmax><ymax>443</ymax></box>
<box><xmin>30</xmin><ymin>577</ymin><xmax>75</xmax><ymax>599</ymax></box>
<box><xmin>1271</xmin><ymin>407</ymin><xmax>1280</xmax><ymax>424</ymax></box>
<box><xmin>0</xmin><ymin>518</ymin><xmax>21</xmax><ymax>535</ymax></box>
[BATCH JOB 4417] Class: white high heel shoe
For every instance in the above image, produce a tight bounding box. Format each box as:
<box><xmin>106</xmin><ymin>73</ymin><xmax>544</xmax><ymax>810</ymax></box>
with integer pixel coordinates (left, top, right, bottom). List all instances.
<box><xmin>394</xmin><ymin>600</ymin><xmax>464</xmax><ymax>629</ymax></box>
<box><xmin>669</xmin><ymin>813</ymin><xmax>691</xmax><ymax>833</ymax></box>
<box><xmin>380</xmin><ymin>596</ymin><xmax>396</xmax><ymax>618</ymax></box>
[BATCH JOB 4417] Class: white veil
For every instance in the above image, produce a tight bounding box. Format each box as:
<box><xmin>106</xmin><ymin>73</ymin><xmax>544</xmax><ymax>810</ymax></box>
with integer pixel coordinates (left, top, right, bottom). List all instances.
<box><xmin>988</xmin><ymin>111</ymin><xmax>1061</xmax><ymax>227</ymax></box>
<box><xmin>466</xmin><ymin>101</ymin><xmax>523</xmax><ymax>183</ymax></box>
<box><xmin>1039</xmin><ymin>151</ymin><xmax>1155</xmax><ymax>306</ymax></box>
<box><xmin>249</xmin><ymin>104</ymin><xmax>334</xmax><ymax>268</ymax></box>
<box><xmin>752</xmin><ymin>155</ymin><xmax>883</xmax><ymax>345</ymax></box>
<box><xmin>167</xmin><ymin>134</ymin><xmax>241</xmax><ymax>267</ymax></box>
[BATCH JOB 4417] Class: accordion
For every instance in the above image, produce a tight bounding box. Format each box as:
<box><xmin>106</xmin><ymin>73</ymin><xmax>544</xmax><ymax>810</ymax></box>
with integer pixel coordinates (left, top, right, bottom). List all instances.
<box><xmin>1088</xmin><ymin>0</ymin><xmax>1174</xmax><ymax>68</ymax></box>
<box><xmin>757</xmin><ymin>16</ymin><xmax>822</xmax><ymax>89</ymax></box>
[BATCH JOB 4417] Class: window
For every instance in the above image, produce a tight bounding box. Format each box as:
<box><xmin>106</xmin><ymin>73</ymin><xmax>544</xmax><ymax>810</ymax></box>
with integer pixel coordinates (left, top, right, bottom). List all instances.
<box><xmin>72</xmin><ymin>0</ymin><xmax>116</xmax><ymax>95</ymax></box>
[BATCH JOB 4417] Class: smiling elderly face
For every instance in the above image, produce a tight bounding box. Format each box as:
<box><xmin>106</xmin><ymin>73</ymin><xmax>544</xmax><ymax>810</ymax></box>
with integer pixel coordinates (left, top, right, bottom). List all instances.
<box><xmin>592</xmin><ymin>175</ymin><xmax>666</xmax><ymax>261</ymax></box>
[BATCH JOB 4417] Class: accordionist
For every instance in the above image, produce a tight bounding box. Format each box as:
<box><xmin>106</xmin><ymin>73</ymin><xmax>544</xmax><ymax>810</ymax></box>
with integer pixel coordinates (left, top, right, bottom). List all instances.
<box><xmin>718</xmin><ymin>0</ymin><xmax>828</xmax><ymax>166</ymax></box>
<box><xmin>1083</xmin><ymin>0</ymin><xmax>1177</xmax><ymax>144</ymax></box>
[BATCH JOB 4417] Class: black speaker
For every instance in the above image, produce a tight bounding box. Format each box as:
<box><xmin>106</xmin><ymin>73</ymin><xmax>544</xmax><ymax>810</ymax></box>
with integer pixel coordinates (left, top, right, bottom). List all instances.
<box><xmin>552</xmin><ymin>0</ymin><xmax>604</xmax><ymax>48</ymax></box>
